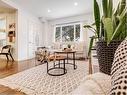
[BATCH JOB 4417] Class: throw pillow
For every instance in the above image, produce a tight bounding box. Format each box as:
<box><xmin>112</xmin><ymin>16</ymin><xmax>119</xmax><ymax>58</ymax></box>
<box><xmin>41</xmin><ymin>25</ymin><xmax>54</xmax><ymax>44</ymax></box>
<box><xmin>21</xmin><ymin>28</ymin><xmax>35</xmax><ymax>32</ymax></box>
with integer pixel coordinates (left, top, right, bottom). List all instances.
<box><xmin>111</xmin><ymin>39</ymin><xmax>127</xmax><ymax>95</ymax></box>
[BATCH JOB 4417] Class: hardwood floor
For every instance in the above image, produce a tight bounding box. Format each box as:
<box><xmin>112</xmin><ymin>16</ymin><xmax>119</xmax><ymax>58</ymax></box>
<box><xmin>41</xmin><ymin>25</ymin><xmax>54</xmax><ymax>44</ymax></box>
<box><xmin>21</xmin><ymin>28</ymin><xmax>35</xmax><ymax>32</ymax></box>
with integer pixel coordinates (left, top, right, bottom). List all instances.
<box><xmin>0</xmin><ymin>85</ymin><xmax>26</xmax><ymax>95</ymax></box>
<box><xmin>0</xmin><ymin>58</ymin><xmax>41</xmax><ymax>79</ymax></box>
<box><xmin>0</xmin><ymin>58</ymin><xmax>41</xmax><ymax>95</ymax></box>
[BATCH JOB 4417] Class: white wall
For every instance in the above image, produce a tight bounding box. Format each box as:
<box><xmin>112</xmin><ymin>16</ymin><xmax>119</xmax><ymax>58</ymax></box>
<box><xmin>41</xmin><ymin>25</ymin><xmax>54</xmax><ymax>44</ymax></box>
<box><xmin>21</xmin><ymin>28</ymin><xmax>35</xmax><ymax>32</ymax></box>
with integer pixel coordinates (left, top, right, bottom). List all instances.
<box><xmin>17</xmin><ymin>10</ymin><xmax>44</xmax><ymax>61</ymax></box>
<box><xmin>1</xmin><ymin>0</ymin><xmax>44</xmax><ymax>61</ymax></box>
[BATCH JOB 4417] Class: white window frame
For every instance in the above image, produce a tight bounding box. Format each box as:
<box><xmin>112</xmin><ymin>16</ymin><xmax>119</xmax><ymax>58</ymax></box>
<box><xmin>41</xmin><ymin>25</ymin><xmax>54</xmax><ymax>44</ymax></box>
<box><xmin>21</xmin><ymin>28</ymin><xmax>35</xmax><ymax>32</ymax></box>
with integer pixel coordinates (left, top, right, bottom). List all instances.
<box><xmin>0</xmin><ymin>17</ymin><xmax>7</xmax><ymax>46</ymax></box>
<box><xmin>54</xmin><ymin>22</ymin><xmax>82</xmax><ymax>42</ymax></box>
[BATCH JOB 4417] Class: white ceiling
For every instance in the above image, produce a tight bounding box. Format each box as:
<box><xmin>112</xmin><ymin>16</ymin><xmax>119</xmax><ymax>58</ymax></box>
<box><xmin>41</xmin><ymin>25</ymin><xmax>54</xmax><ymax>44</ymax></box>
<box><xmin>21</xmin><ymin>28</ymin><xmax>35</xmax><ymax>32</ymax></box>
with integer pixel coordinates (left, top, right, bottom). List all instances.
<box><xmin>11</xmin><ymin>0</ymin><xmax>93</xmax><ymax>20</ymax></box>
<box><xmin>0</xmin><ymin>1</ymin><xmax>16</xmax><ymax>13</ymax></box>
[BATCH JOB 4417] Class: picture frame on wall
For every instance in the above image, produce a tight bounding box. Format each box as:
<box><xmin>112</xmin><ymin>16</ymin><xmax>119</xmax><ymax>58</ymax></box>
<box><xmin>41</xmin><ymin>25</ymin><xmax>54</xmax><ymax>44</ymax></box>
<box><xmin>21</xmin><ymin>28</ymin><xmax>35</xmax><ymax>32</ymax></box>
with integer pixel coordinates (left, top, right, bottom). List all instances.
<box><xmin>8</xmin><ymin>23</ymin><xmax>16</xmax><ymax>42</ymax></box>
<box><xmin>9</xmin><ymin>23</ymin><xmax>15</xmax><ymax>29</ymax></box>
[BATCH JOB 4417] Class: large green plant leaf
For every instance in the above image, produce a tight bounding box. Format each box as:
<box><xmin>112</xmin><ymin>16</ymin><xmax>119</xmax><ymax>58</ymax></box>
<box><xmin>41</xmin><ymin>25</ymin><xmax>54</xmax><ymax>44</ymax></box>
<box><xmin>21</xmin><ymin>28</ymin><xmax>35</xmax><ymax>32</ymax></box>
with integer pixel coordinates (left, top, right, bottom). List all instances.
<box><xmin>88</xmin><ymin>36</ymin><xmax>95</xmax><ymax>56</ymax></box>
<box><xmin>111</xmin><ymin>8</ymin><xmax>127</xmax><ymax>40</ymax></box>
<box><xmin>100</xmin><ymin>20</ymin><xmax>105</xmax><ymax>38</ymax></box>
<box><xmin>94</xmin><ymin>0</ymin><xmax>100</xmax><ymax>38</ymax></box>
<box><xmin>111</xmin><ymin>17</ymin><xmax>126</xmax><ymax>40</ymax></box>
<box><xmin>102</xmin><ymin>0</ymin><xmax>108</xmax><ymax>17</ymax></box>
<box><xmin>102</xmin><ymin>18</ymin><xmax>113</xmax><ymax>44</ymax></box>
<box><xmin>108</xmin><ymin>0</ymin><xmax>113</xmax><ymax>17</ymax></box>
<box><xmin>83</xmin><ymin>24</ymin><xmax>96</xmax><ymax>34</ymax></box>
<box><xmin>119</xmin><ymin>0</ymin><xmax>126</xmax><ymax>14</ymax></box>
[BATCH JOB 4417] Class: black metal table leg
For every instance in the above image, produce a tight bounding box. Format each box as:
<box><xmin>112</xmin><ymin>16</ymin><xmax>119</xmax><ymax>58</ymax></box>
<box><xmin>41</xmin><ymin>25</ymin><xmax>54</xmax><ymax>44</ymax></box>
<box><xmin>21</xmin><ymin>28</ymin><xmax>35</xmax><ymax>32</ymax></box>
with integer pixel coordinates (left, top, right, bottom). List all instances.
<box><xmin>54</xmin><ymin>61</ymin><xmax>55</xmax><ymax>68</ymax></box>
<box><xmin>63</xmin><ymin>59</ymin><xmax>66</xmax><ymax>73</ymax></box>
<box><xmin>47</xmin><ymin>61</ymin><xmax>49</xmax><ymax>73</ymax></box>
<box><xmin>67</xmin><ymin>53</ymin><xmax>69</xmax><ymax>63</ymax></box>
<box><xmin>73</xmin><ymin>52</ymin><xmax>76</xmax><ymax>69</ymax></box>
<box><xmin>59</xmin><ymin>60</ymin><xmax>60</xmax><ymax>68</ymax></box>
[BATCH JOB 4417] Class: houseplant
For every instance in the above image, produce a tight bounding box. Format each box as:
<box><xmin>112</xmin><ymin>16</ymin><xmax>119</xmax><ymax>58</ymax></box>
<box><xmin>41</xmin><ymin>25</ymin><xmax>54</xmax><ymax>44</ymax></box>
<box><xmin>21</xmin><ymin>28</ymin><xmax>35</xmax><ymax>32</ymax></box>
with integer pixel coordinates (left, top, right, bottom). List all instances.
<box><xmin>84</xmin><ymin>0</ymin><xmax>127</xmax><ymax>75</ymax></box>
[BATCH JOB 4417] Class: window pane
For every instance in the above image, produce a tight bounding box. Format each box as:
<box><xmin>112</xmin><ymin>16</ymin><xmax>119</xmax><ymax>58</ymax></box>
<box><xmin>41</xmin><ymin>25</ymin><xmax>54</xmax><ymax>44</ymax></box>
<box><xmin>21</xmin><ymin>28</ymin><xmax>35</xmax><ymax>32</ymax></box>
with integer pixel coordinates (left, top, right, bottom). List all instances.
<box><xmin>0</xmin><ymin>18</ymin><xmax>6</xmax><ymax>46</ymax></box>
<box><xmin>62</xmin><ymin>25</ymin><xmax>74</xmax><ymax>42</ymax></box>
<box><xmin>55</xmin><ymin>27</ymin><xmax>61</xmax><ymax>42</ymax></box>
<box><xmin>0</xmin><ymin>19</ymin><xmax>6</xmax><ymax>30</ymax></box>
<box><xmin>75</xmin><ymin>24</ymin><xmax>80</xmax><ymax>41</ymax></box>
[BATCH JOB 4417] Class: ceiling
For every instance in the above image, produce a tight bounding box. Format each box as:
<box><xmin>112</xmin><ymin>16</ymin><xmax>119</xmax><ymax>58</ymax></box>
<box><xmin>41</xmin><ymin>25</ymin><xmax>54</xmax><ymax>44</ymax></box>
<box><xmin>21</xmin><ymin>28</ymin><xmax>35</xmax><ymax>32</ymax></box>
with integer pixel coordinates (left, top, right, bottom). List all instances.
<box><xmin>11</xmin><ymin>0</ymin><xmax>93</xmax><ymax>20</ymax></box>
<box><xmin>0</xmin><ymin>1</ymin><xmax>16</xmax><ymax>13</ymax></box>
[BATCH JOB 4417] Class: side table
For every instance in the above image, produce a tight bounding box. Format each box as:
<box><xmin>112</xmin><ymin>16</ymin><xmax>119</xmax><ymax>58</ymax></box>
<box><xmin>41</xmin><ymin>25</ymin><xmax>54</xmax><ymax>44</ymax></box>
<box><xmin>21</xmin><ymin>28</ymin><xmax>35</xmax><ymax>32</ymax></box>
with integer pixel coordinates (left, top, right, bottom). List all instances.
<box><xmin>47</xmin><ymin>55</ymin><xmax>67</xmax><ymax>76</ymax></box>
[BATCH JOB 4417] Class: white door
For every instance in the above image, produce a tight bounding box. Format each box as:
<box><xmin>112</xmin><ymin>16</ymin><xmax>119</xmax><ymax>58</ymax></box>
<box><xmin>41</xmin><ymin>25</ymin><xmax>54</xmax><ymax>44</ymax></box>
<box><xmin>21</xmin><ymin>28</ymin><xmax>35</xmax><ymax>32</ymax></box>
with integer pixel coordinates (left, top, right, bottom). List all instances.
<box><xmin>28</xmin><ymin>22</ymin><xmax>36</xmax><ymax>59</ymax></box>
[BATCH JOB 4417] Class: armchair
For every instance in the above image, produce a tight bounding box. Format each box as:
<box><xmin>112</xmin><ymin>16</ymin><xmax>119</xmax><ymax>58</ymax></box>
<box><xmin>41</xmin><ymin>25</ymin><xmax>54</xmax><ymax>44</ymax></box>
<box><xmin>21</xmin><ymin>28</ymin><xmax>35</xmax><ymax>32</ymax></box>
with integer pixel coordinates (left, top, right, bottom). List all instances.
<box><xmin>0</xmin><ymin>45</ymin><xmax>14</xmax><ymax>62</ymax></box>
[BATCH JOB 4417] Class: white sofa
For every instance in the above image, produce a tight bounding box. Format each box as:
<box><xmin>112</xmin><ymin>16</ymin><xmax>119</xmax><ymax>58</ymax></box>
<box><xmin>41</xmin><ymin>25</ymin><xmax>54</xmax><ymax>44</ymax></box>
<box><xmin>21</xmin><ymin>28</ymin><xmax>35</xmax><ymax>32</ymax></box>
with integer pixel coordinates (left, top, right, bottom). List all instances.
<box><xmin>69</xmin><ymin>72</ymin><xmax>111</xmax><ymax>95</ymax></box>
<box><xmin>51</xmin><ymin>41</ymin><xmax>87</xmax><ymax>59</ymax></box>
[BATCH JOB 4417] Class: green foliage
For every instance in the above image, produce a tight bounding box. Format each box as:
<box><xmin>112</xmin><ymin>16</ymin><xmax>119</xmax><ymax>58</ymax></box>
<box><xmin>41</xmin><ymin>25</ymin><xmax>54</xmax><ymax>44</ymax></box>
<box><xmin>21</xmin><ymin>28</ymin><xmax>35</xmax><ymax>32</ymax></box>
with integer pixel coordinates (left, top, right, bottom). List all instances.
<box><xmin>94</xmin><ymin>0</ymin><xmax>100</xmax><ymax>38</ymax></box>
<box><xmin>102</xmin><ymin>17</ymin><xmax>113</xmax><ymax>44</ymax></box>
<box><xmin>88</xmin><ymin>36</ymin><xmax>95</xmax><ymax>56</ymax></box>
<box><xmin>102</xmin><ymin>0</ymin><xmax>108</xmax><ymax>17</ymax></box>
<box><xmin>84</xmin><ymin>0</ymin><xmax>127</xmax><ymax>56</ymax></box>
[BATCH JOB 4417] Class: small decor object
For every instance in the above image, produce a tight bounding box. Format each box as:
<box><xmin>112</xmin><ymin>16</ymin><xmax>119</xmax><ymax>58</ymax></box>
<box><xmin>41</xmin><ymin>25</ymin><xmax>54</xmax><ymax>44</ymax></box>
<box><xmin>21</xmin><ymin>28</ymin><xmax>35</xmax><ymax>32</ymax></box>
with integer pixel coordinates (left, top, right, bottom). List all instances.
<box><xmin>67</xmin><ymin>44</ymin><xmax>71</xmax><ymax>48</ymax></box>
<box><xmin>8</xmin><ymin>31</ymin><xmax>15</xmax><ymax>42</ymax></box>
<box><xmin>63</xmin><ymin>48</ymin><xmax>67</xmax><ymax>51</ymax></box>
<box><xmin>84</xmin><ymin>0</ymin><xmax>127</xmax><ymax>75</ymax></box>
<box><xmin>8</xmin><ymin>23</ymin><xmax>16</xmax><ymax>42</ymax></box>
<box><xmin>9</xmin><ymin>23</ymin><xmax>15</xmax><ymax>29</ymax></box>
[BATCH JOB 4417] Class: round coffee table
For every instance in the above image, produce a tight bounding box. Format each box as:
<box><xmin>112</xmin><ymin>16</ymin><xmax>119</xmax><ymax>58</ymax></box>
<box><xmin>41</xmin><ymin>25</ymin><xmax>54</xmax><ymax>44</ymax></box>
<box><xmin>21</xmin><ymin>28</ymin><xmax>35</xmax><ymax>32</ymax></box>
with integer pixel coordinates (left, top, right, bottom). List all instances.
<box><xmin>47</xmin><ymin>55</ymin><xmax>67</xmax><ymax>76</ymax></box>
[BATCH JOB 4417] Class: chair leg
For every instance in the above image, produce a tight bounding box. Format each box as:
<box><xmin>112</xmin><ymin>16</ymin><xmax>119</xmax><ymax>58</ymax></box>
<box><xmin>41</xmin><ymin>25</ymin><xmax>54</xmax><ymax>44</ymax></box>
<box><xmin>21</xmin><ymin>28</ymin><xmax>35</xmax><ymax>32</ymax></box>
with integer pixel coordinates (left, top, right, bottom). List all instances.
<box><xmin>10</xmin><ymin>54</ymin><xmax>14</xmax><ymax>61</ymax></box>
<box><xmin>6</xmin><ymin>54</ymin><xmax>9</xmax><ymax>61</ymax></box>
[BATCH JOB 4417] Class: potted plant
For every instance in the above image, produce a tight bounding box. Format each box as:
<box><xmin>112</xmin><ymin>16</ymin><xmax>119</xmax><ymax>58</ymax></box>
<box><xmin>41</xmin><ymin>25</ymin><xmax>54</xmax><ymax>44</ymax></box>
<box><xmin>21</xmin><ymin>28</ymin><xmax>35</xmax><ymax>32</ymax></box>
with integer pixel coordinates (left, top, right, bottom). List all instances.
<box><xmin>84</xmin><ymin>0</ymin><xmax>127</xmax><ymax>75</ymax></box>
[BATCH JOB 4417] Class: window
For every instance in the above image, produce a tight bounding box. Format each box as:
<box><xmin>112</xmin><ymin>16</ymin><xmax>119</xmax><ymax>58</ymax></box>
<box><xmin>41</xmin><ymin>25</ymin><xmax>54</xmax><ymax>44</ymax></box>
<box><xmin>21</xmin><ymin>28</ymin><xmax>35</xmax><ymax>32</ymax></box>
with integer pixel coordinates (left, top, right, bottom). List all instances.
<box><xmin>55</xmin><ymin>27</ymin><xmax>61</xmax><ymax>42</ymax></box>
<box><xmin>55</xmin><ymin>23</ymin><xmax>81</xmax><ymax>42</ymax></box>
<box><xmin>0</xmin><ymin>18</ymin><xmax>6</xmax><ymax>46</ymax></box>
<box><xmin>62</xmin><ymin>25</ymin><xmax>74</xmax><ymax>42</ymax></box>
<box><xmin>75</xmin><ymin>24</ymin><xmax>80</xmax><ymax>41</ymax></box>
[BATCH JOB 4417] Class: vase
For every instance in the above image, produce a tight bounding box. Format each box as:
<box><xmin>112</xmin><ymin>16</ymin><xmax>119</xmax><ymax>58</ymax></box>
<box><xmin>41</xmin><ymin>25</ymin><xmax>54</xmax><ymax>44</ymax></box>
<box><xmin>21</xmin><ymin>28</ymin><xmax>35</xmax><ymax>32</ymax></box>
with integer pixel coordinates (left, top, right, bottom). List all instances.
<box><xmin>96</xmin><ymin>40</ymin><xmax>122</xmax><ymax>75</ymax></box>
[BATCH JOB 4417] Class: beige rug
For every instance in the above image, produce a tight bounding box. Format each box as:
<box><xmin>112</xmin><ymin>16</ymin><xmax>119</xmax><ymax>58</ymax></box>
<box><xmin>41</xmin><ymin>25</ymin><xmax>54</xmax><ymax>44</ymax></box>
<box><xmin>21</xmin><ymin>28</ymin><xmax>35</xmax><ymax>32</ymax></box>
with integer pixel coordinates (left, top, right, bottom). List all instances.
<box><xmin>0</xmin><ymin>60</ymin><xmax>89</xmax><ymax>95</ymax></box>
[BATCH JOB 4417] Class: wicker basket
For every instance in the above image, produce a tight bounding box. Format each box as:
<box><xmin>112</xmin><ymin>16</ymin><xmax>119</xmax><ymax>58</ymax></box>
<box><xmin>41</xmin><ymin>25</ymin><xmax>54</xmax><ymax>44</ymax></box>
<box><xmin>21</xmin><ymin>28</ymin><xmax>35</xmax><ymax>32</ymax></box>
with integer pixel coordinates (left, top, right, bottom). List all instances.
<box><xmin>96</xmin><ymin>40</ymin><xmax>122</xmax><ymax>75</ymax></box>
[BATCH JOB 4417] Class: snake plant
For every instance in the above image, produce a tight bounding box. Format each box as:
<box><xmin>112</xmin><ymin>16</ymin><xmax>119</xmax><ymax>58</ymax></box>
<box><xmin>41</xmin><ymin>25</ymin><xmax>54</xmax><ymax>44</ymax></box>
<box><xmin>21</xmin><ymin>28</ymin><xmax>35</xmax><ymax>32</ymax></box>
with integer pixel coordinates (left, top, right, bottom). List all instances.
<box><xmin>84</xmin><ymin>0</ymin><xmax>127</xmax><ymax>56</ymax></box>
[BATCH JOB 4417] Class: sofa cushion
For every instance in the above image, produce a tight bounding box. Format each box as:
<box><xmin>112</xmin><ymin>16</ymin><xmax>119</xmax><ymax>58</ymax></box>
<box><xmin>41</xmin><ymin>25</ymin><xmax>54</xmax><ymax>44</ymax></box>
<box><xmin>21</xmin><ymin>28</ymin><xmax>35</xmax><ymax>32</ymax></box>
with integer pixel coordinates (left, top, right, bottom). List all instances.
<box><xmin>111</xmin><ymin>39</ymin><xmax>127</xmax><ymax>95</ymax></box>
<box><xmin>52</xmin><ymin>43</ymin><xmax>61</xmax><ymax>49</ymax></box>
<box><xmin>70</xmin><ymin>72</ymin><xmax>111</xmax><ymax>95</ymax></box>
<box><xmin>74</xmin><ymin>42</ymin><xmax>85</xmax><ymax>52</ymax></box>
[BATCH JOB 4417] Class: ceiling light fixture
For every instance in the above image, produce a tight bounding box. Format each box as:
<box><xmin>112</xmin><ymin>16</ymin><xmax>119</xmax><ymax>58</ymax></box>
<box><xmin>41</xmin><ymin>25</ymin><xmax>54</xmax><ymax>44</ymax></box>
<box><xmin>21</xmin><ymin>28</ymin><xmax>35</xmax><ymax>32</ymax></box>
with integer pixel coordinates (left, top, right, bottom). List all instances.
<box><xmin>48</xmin><ymin>9</ymin><xmax>51</xmax><ymax>13</ymax></box>
<box><xmin>74</xmin><ymin>2</ymin><xmax>78</xmax><ymax>6</ymax></box>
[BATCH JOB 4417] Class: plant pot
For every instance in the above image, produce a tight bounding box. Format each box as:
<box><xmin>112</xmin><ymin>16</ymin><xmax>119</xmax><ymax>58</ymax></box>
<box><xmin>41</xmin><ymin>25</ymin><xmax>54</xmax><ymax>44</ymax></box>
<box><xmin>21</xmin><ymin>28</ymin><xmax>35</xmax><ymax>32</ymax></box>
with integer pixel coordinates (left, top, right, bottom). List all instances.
<box><xmin>96</xmin><ymin>40</ymin><xmax>122</xmax><ymax>75</ymax></box>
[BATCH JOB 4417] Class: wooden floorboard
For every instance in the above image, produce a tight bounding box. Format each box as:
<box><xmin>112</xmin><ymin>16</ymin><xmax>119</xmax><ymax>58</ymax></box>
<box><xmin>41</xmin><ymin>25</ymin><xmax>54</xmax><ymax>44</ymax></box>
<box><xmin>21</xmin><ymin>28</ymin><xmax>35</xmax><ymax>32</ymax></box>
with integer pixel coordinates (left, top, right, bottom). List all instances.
<box><xmin>0</xmin><ymin>59</ymin><xmax>40</xmax><ymax>78</ymax></box>
<box><xmin>0</xmin><ymin>59</ymin><xmax>40</xmax><ymax>95</ymax></box>
<box><xmin>0</xmin><ymin>85</ymin><xmax>26</xmax><ymax>95</ymax></box>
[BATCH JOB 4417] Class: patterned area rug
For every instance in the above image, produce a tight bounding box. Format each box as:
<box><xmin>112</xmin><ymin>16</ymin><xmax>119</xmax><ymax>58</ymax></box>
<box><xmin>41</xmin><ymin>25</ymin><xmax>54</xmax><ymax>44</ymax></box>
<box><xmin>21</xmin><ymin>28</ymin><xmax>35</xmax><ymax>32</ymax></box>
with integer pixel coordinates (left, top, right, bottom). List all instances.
<box><xmin>0</xmin><ymin>60</ymin><xmax>89</xmax><ymax>95</ymax></box>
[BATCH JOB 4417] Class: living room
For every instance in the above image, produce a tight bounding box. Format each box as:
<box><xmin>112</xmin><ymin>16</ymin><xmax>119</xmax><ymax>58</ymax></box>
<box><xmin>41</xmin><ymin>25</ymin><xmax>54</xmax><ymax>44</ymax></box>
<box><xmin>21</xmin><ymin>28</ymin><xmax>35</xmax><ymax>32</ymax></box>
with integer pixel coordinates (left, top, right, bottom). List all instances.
<box><xmin>0</xmin><ymin>0</ymin><xmax>127</xmax><ymax>95</ymax></box>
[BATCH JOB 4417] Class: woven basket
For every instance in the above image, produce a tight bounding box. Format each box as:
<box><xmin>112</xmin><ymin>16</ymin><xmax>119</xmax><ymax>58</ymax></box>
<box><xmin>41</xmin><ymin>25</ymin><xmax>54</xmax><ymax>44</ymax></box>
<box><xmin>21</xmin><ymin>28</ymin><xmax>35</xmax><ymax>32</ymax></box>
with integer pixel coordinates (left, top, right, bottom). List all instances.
<box><xmin>96</xmin><ymin>40</ymin><xmax>122</xmax><ymax>75</ymax></box>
